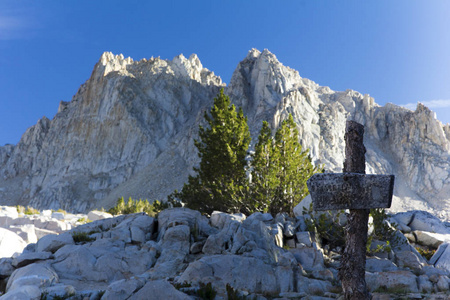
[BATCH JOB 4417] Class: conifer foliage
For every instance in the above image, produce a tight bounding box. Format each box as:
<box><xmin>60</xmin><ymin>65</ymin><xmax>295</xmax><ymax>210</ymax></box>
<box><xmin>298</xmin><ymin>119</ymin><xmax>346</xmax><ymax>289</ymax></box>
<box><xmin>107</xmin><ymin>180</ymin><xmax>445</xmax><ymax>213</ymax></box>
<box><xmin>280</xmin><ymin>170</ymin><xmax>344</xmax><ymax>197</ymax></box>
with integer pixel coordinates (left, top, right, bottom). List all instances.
<box><xmin>249</xmin><ymin>121</ymin><xmax>278</xmax><ymax>213</ymax></box>
<box><xmin>178</xmin><ymin>89</ymin><xmax>251</xmax><ymax>214</ymax></box>
<box><xmin>251</xmin><ymin>114</ymin><xmax>321</xmax><ymax>215</ymax></box>
<box><xmin>177</xmin><ymin>89</ymin><xmax>320</xmax><ymax>216</ymax></box>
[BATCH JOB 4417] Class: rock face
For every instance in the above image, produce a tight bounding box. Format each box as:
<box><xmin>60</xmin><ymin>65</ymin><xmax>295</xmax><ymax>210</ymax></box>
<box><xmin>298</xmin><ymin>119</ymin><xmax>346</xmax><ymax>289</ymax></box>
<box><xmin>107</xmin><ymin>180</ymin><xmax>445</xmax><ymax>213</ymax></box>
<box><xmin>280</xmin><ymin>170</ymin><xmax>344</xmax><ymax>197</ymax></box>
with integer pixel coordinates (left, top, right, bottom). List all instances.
<box><xmin>0</xmin><ymin>53</ymin><xmax>223</xmax><ymax>212</ymax></box>
<box><xmin>1</xmin><ymin>49</ymin><xmax>450</xmax><ymax>217</ymax></box>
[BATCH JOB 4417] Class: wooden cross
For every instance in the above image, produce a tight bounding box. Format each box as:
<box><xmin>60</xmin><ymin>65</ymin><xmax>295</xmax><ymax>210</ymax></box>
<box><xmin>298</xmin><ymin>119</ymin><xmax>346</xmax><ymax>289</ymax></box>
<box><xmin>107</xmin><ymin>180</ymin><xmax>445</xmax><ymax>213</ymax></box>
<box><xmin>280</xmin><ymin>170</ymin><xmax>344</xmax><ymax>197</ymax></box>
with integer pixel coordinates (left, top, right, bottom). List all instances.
<box><xmin>306</xmin><ymin>121</ymin><xmax>395</xmax><ymax>300</ymax></box>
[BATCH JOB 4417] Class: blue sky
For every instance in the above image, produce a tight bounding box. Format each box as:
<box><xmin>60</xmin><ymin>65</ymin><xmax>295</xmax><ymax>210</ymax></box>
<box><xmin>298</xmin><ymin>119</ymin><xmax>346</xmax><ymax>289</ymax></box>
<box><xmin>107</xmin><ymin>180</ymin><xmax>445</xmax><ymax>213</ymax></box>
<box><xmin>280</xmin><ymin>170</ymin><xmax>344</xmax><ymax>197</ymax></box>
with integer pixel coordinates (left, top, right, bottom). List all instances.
<box><xmin>1</xmin><ymin>1</ymin><xmax>450</xmax><ymax>146</ymax></box>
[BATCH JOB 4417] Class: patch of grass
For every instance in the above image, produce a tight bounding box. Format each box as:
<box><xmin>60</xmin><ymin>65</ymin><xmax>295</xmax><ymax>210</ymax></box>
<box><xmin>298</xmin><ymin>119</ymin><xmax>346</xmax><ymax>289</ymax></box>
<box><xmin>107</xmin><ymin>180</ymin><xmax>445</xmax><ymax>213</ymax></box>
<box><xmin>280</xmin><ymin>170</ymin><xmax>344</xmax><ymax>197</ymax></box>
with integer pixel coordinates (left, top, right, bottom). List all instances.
<box><xmin>173</xmin><ymin>282</ymin><xmax>192</xmax><ymax>290</ymax></box>
<box><xmin>282</xmin><ymin>244</ymin><xmax>291</xmax><ymax>250</ymax></box>
<box><xmin>71</xmin><ymin>231</ymin><xmax>95</xmax><ymax>243</ymax></box>
<box><xmin>77</xmin><ymin>217</ymin><xmax>92</xmax><ymax>224</ymax></box>
<box><xmin>416</xmin><ymin>246</ymin><xmax>436</xmax><ymax>261</ymax></box>
<box><xmin>108</xmin><ymin>197</ymin><xmax>181</xmax><ymax>217</ymax></box>
<box><xmin>25</xmin><ymin>206</ymin><xmax>40</xmax><ymax>215</ymax></box>
<box><xmin>17</xmin><ymin>205</ymin><xmax>40</xmax><ymax>215</ymax></box>
<box><xmin>16</xmin><ymin>205</ymin><xmax>25</xmax><ymax>214</ymax></box>
<box><xmin>197</xmin><ymin>282</ymin><xmax>217</xmax><ymax>300</ymax></box>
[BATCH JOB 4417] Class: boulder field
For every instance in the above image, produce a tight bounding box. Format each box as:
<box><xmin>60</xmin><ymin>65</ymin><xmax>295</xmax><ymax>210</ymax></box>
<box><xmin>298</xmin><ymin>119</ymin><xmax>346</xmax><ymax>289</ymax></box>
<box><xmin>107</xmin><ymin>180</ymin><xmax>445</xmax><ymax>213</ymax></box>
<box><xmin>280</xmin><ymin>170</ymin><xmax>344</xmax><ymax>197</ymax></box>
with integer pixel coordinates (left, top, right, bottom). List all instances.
<box><xmin>0</xmin><ymin>205</ymin><xmax>448</xmax><ymax>300</ymax></box>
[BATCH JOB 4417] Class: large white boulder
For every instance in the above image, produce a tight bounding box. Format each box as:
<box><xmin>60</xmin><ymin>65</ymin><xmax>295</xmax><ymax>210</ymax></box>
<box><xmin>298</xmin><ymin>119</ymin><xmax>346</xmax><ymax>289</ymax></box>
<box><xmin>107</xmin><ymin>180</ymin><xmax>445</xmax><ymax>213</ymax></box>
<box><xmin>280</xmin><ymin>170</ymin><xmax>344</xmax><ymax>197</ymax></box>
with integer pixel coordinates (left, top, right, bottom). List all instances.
<box><xmin>12</xmin><ymin>251</ymin><xmax>53</xmax><ymax>268</ymax></box>
<box><xmin>128</xmin><ymin>280</ymin><xmax>192</xmax><ymax>300</ymax></box>
<box><xmin>8</xmin><ymin>224</ymin><xmax>38</xmax><ymax>244</ymax></box>
<box><xmin>0</xmin><ymin>206</ymin><xmax>19</xmax><ymax>227</ymax></box>
<box><xmin>6</xmin><ymin>263</ymin><xmax>59</xmax><ymax>292</ymax></box>
<box><xmin>414</xmin><ymin>231</ymin><xmax>450</xmax><ymax>248</ymax></box>
<box><xmin>146</xmin><ymin>225</ymin><xmax>191</xmax><ymax>280</ymax></box>
<box><xmin>408</xmin><ymin>211</ymin><xmax>450</xmax><ymax>234</ymax></box>
<box><xmin>157</xmin><ymin>207</ymin><xmax>215</xmax><ymax>238</ymax></box>
<box><xmin>365</xmin><ymin>257</ymin><xmax>397</xmax><ymax>273</ymax></box>
<box><xmin>101</xmin><ymin>278</ymin><xmax>145</xmax><ymax>300</ymax></box>
<box><xmin>36</xmin><ymin>232</ymin><xmax>74</xmax><ymax>253</ymax></box>
<box><xmin>432</xmin><ymin>243</ymin><xmax>450</xmax><ymax>271</ymax></box>
<box><xmin>365</xmin><ymin>270</ymin><xmax>419</xmax><ymax>293</ymax></box>
<box><xmin>0</xmin><ymin>228</ymin><xmax>27</xmax><ymax>258</ymax></box>
<box><xmin>34</xmin><ymin>228</ymin><xmax>58</xmax><ymax>240</ymax></box>
<box><xmin>87</xmin><ymin>210</ymin><xmax>113</xmax><ymax>221</ymax></box>
<box><xmin>177</xmin><ymin>255</ymin><xmax>280</xmax><ymax>295</ymax></box>
<box><xmin>293</xmin><ymin>195</ymin><xmax>312</xmax><ymax>217</ymax></box>
<box><xmin>0</xmin><ymin>285</ymin><xmax>41</xmax><ymax>300</ymax></box>
<box><xmin>289</xmin><ymin>247</ymin><xmax>324</xmax><ymax>272</ymax></box>
<box><xmin>210</xmin><ymin>211</ymin><xmax>246</xmax><ymax>229</ymax></box>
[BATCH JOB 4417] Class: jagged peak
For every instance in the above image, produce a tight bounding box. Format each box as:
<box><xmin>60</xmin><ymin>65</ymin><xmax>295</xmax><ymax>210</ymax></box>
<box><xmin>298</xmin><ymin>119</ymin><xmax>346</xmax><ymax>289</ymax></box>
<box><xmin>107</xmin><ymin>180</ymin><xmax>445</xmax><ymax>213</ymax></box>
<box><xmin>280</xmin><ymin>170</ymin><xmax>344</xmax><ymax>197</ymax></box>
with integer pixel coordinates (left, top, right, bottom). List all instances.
<box><xmin>244</xmin><ymin>48</ymin><xmax>280</xmax><ymax>65</ymax></box>
<box><xmin>171</xmin><ymin>53</ymin><xmax>223</xmax><ymax>86</ymax></box>
<box><xmin>246</xmin><ymin>48</ymin><xmax>261</xmax><ymax>59</ymax></box>
<box><xmin>99</xmin><ymin>52</ymin><xmax>133</xmax><ymax>66</ymax></box>
<box><xmin>229</xmin><ymin>48</ymin><xmax>306</xmax><ymax>113</ymax></box>
<box><xmin>172</xmin><ymin>53</ymin><xmax>204</xmax><ymax>71</ymax></box>
<box><xmin>416</xmin><ymin>102</ymin><xmax>437</xmax><ymax>117</ymax></box>
<box><xmin>95</xmin><ymin>52</ymin><xmax>134</xmax><ymax>77</ymax></box>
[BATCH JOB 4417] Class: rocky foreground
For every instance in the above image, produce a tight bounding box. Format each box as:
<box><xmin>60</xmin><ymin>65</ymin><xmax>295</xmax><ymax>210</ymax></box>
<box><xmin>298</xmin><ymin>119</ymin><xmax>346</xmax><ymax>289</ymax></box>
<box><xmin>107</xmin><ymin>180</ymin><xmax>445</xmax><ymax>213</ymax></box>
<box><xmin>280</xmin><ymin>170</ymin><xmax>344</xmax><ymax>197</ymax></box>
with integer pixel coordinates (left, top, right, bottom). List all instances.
<box><xmin>0</xmin><ymin>204</ymin><xmax>449</xmax><ymax>300</ymax></box>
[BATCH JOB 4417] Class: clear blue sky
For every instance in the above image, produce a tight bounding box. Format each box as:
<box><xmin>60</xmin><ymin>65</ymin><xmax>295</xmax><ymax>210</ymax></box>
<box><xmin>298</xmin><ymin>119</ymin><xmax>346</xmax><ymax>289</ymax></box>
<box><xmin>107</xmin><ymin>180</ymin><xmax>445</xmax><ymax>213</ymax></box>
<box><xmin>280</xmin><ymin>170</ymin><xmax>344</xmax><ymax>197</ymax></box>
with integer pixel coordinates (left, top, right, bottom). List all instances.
<box><xmin>1</xmin><ymin>1</ymin><xmax>450</xmax><ymax>146</ymax></box>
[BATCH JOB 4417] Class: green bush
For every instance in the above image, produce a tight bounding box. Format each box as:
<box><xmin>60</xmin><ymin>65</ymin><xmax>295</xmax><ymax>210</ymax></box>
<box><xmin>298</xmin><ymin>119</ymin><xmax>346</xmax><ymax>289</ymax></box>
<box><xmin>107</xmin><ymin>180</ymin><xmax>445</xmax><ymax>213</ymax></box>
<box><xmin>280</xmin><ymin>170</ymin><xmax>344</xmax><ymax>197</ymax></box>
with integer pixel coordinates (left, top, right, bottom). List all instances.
<box><xmin>16</xmin><ymin>205</ymin><xmax>40</xmax><ymax>215</ymax></box>
<box><xmin>416</xmin><ymin>246</ymin><xmax>436</xmax><ymax>260</ymax></box>
<box><xmin>304</xmin><ymin>205</ymin><xmax>346</xmax><ymax>251</ymax></box>
<box><xmin>108</xmin><ymin>197</ymin><xmax>181</xmax><ymax>217</ymax></box>
<box><xmin>77</xmin><ymin>217</ymin><xmax>92</xmax><ymax>224</ymax></box>
<box><xmin>72</xmin><ymin>231</ymin><xmax>95</xmax><ymax>243</ymax></box>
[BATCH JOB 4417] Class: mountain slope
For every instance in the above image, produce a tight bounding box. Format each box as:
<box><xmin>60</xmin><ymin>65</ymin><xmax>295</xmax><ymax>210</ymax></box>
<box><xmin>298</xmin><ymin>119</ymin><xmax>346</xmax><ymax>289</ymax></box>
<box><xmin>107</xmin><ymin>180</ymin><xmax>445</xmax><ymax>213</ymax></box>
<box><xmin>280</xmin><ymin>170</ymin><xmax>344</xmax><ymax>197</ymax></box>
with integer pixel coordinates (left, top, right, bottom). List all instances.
<box><xmin>227</xmin><ymin>49</ymin><xmax>450</xmax><ymax>219</ymax></box>
<box><xmin>1</xmin><ymin>49</ymin><xmax>449</xmax><ymax>219</ymax></box>
<box><xmin>0</xmin><ymin>52</ymin><xmax>223</xmax><ymax>212</ymax></box>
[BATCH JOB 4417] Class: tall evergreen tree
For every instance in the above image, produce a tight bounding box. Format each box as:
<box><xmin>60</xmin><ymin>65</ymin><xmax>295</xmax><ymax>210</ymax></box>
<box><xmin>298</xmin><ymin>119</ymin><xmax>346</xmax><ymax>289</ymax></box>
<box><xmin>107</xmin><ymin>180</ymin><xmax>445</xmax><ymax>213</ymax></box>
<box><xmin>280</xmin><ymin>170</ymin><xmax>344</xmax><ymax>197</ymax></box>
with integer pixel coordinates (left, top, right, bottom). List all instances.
<box><xmin>177</xmin><ymin>89</ymin><xmax>251</xmax><ymax>214</ymax></box>
<box><xmin>251</xmin><ymin>114</ymin><xmax>321</xmax><ymax>216</ymax></box>
<box><xmin>249</xmin><ymin>121</ymin><xmax>278</xmax><ymax>213</ymax></box>
<box><xmin>271</xmin><ymin>114</ymin><xmax>320</xmax><ymax>215</ymax></box>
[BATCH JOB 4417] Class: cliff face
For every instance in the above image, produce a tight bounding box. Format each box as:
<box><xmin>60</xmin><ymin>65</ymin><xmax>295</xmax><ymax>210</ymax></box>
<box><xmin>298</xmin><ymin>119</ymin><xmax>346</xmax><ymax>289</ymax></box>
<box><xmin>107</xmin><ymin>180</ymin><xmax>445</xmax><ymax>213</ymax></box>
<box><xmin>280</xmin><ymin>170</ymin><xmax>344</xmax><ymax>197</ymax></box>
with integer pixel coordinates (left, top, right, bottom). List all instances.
<box><xmin>0</xmin><ymin>52</ymin><xmax>223</xmax><ymax>212</ymax></box>
<box><xmin>1</xmin><ymin>49</ymin><xmax>449</xmax><ymax>218</ymax></box>
<box><xmin>227</xmin><ymin>49</ymin><xmax>450</xmax><ymax>219</ymax></box>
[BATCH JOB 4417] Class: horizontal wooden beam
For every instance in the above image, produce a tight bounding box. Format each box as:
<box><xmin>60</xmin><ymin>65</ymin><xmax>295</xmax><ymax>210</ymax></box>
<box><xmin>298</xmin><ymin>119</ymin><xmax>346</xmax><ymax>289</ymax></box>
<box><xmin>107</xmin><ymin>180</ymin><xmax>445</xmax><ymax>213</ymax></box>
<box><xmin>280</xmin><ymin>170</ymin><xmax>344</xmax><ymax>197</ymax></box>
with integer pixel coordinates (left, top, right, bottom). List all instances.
<box><xmin>307</xmin><ymin>173</ymin><xmax>395</xmax><ymax>211</ymax></box>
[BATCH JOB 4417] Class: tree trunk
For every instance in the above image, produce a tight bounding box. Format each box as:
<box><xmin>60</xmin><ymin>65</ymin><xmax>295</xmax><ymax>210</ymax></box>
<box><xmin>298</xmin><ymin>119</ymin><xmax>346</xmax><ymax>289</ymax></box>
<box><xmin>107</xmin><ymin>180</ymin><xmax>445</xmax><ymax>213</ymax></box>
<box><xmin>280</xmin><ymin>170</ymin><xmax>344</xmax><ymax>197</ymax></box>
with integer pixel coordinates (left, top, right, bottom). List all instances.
<box><xmin>338</xmin><ymin>121</ymin><xmax>370</xmax><ymax>299</ymax></box>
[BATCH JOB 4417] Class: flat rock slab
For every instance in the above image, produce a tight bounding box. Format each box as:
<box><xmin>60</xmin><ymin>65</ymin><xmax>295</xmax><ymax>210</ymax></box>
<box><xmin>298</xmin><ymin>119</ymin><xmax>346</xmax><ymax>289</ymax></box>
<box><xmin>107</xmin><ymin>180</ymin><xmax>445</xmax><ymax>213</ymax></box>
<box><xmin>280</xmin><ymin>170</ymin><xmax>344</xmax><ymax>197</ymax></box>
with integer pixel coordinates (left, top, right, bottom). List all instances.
<box><xmin>307</xmin><ymin>173</ymin><xmax>394</xmax><ymax>210</ymax></box>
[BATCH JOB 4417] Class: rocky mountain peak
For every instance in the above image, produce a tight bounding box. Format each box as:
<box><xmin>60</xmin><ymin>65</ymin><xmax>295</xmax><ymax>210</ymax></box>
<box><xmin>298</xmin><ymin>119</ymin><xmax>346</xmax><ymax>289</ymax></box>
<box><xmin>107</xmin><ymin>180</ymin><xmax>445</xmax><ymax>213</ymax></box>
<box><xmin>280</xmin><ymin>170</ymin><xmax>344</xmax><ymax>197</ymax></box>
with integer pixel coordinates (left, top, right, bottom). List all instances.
<box><xmin>172</xmin><ymin>53</ymin><xmax>223</xmax><ymax>86</ymax></box>
<box><xmin>97</xmin><ymin>52</ymin><xmax>134</xmax><ymax>77</ymax></box>
<box><xmin>1</xmin><ymin>49</ymin><xmax>450</xmax><ymax>220</ymax></box>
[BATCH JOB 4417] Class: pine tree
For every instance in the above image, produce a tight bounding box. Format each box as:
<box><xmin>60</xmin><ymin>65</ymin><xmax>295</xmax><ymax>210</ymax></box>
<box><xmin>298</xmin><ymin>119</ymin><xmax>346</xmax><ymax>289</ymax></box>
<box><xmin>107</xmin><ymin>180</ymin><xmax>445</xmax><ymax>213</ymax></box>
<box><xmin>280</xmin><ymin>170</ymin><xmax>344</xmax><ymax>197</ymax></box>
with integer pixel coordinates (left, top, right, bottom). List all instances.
<box><xmin>177</xmin><ymin>89</ymin><xmax>251</xmax><ymax>214</ymax></box>
<box><xmin>251</xmin><ymin>114</ymin><xmax>320</xmax><ymax>216</ymax></box>
<box><xmin>249</xmin><ymin>121</ymin><xmax>278</xmax><ymax>213</ymax></box>
<box><xmin>272</xmin><ymin>114</ymin><xmax>320</xmax><ymax>215</ymax></box>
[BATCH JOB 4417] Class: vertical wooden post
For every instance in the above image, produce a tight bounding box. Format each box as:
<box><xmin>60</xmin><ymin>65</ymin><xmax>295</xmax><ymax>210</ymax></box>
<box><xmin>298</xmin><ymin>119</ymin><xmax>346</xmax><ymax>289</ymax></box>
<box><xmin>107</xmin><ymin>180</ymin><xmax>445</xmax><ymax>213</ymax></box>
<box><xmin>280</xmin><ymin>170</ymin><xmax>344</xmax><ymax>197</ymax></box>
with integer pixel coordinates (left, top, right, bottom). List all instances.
<box><xmin>338</xmin><ymin>121</ymin><xmax>370</xmax><ymax>299</ymax></box>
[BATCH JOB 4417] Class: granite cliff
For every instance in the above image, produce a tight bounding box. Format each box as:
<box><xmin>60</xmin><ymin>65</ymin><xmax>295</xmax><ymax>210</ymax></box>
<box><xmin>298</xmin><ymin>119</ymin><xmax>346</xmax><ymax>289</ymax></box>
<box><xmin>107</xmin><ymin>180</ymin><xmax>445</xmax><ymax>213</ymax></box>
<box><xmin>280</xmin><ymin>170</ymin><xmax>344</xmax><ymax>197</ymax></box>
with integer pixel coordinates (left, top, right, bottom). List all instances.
<box><xmin>1</xmin><ymin>49</ymin><xmax>449</xmax><ymax>219</ymax></box>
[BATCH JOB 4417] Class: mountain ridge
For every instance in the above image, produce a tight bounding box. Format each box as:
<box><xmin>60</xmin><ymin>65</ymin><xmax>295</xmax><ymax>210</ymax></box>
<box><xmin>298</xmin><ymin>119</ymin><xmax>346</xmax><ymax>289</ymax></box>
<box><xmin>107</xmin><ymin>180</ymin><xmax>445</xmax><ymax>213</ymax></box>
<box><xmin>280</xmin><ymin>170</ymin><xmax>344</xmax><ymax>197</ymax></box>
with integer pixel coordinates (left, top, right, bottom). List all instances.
<box><xmin>1</xmin><ymin>49</ymin><xmax>449</xmax><ymax>220</ymax></box>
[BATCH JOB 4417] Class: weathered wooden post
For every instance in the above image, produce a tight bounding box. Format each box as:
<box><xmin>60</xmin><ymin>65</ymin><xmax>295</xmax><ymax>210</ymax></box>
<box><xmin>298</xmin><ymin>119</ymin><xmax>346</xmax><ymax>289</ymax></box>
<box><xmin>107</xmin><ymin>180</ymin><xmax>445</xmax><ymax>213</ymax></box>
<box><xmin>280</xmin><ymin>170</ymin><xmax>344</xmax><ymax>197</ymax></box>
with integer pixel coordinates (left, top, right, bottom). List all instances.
<box><xmin>307</xmin><ymin>121</ymin><xmax>395</xmax><ymax>300</ymax></box>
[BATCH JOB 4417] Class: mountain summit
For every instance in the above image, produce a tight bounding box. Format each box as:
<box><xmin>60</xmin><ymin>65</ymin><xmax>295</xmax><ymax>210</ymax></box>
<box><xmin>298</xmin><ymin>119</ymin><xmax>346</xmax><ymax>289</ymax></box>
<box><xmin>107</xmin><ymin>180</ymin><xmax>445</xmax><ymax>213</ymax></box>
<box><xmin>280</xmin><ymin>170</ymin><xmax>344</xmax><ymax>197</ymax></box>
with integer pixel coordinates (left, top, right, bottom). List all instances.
<box><xmin>1</xmin><ymin>49</ymin><xmax>449</xmax><ymax>219</ymax></box>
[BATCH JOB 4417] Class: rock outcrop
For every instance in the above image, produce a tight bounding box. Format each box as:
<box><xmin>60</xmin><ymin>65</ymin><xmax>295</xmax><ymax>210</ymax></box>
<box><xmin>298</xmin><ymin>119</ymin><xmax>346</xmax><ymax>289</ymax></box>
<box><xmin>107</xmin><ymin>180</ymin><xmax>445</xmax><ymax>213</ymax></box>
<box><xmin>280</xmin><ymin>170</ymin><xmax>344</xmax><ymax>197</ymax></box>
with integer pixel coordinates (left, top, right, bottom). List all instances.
<box><xmin>0</xmin><ymin>206</ymin><xmax>449</xmax><ymax>299</ymax></box>
<box><xmin>1</xmin><ymin>49</ymin><xmax>450</xmax><ymax>219</ymax></box>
